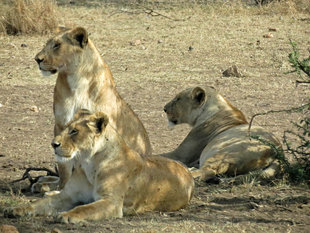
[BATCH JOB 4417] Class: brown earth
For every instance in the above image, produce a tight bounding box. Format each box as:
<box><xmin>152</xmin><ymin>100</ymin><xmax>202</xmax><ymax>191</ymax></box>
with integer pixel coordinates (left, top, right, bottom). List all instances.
<box><xmin>0</xmin><ymin>1</ymin><xmax>310</xmax><ymax>233</ymax></box>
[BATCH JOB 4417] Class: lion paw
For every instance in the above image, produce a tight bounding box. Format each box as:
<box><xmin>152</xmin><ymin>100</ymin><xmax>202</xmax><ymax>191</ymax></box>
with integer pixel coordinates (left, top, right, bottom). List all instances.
<box><xmin>54</xmin><ymin>213</ymin><xmax>86</xmax><ymax>224</ymax></box>
<box><xmin>4</xmin><ymin>205</ymin><xmax>34</xmax><ymax>218</ymax></box>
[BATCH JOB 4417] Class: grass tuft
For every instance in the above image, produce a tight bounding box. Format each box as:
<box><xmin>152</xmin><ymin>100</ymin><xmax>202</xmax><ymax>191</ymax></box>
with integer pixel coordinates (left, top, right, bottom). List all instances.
<box><xmin>0</xmin><ymin>0</ymin><xmax>60</xmax><ymax>35</ymax></box>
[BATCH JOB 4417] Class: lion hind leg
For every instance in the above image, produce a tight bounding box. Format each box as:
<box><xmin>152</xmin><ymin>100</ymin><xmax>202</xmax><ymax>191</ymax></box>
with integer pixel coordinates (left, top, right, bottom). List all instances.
<box><xmin>260</xmin><ymin>161</ymin><xmax>279</xmax><ymax>179</ymax></box>
<box><xmin>190</xmin><ymin>167</ymin><xmax>217</xmax><ymax>181</ymax></box>
<box><xmin>197</xmin><ymin>156</ymin><xmax>231</xmax><ymax>182</ymax></box>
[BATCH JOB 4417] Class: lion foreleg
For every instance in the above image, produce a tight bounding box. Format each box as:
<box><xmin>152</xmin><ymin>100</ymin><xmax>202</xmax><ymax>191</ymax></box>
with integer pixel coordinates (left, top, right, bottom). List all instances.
<box><xmin>56</xmin><ymin>198</ymin><xmax>123</xmax><ymax>224</ymax></box>
<box><xmin>5</xmin><ymin>191</ymin><xmax>74</xmax><ymax>218</ymax></box>
<box><xmin>57</xmin><ymin>162</ymin><xmax>73</xmax><ymax>189</ymax></box>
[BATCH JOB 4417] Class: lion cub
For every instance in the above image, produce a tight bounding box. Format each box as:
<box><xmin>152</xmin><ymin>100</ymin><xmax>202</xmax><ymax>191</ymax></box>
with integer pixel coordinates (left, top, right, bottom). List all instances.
<box><xmin>5</xmin><ymin>110</ymin><xmax>194</xmax><ymax>223</ymax></box>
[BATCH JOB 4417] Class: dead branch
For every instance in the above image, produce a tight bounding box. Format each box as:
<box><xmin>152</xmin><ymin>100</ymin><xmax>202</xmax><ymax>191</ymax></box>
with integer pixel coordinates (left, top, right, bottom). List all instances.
<box><xmin>11</xmin><ymin>167</ymin><xmax>58</xmax><ymax>186</ymax></box>
<box><xmin>248</xmin><ymin>103</ymin><xmax>310</xmax><ymax>135</ymax></box>
<box><xmin>296</xmin><ymin>80</ymin><xmax>310</xmax><ymax>86</ymax></box>
<box><xmin>142</xmin><ymin>6</ymin><xmax>189</xmax><ymax>21</ymax></box>
<box><xmin>109</xmin><ymin>5</ymin><xmax>189</xmax><ymax>21</ymax></box>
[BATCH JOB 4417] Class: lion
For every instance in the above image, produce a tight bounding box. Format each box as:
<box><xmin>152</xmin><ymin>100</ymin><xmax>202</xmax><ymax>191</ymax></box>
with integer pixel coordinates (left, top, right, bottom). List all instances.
<box><xmin>5</xmin><ymin>109</ymin><xmax>194</xmax><ymax>223</ymax></box>
<box><xmin>34</xmin><ymin>27</ymin><xmax>152</xmax><ymax>190</ymax></box>
<box><xmin>161</xmin><ymin>86</ymin><xmax>282</xmax><ymax>181</ymax></box>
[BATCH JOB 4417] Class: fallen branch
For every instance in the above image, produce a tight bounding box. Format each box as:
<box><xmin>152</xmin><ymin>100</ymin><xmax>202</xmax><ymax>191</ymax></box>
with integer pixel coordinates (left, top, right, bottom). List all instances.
<box><xmin>11</xmin><ymin>167</ymin><xmax>58</xmax><ymax>186</ymax></box>
<box><xmin>142</xmin><ymin>6</ymin><xmax>189</xmax><ymax>21</ymax></box>
<box><xmin>296</xmin><ymin>80</ymin><xmax>310</xmax><ymax>86</ymax></box>
<box><xmin>248</xmin><ymin>103</ymin><xmax>310</xmax><ymax>135</ymax></box>
<box><xmin>109</xmin><ymin>5</ymin><xmax>189</xmax><ymax>21</ymax></box>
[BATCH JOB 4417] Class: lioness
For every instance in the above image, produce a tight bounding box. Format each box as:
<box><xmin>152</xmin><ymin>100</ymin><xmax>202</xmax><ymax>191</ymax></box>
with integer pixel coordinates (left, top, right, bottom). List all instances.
<box><xmin>34</xmin><ymin>27</ymin><xmax>151</xmax><ymax>189</ymax></box>
<box><xmin>5</xmin><ymin>110</ymin><xmax>194</xmax><ymax>223</ymax></box>
<box><xmin>162</xmin><ymin>86</ymin><xmax>281</xmax><ymax>181</ymax></box>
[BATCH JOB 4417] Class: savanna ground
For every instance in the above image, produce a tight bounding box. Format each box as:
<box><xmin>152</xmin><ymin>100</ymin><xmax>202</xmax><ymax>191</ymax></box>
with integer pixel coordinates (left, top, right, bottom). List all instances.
<box><xmin>0</xmin><ymin>1</ymin><xmax>310</xmax><ymax>232</ymax></box>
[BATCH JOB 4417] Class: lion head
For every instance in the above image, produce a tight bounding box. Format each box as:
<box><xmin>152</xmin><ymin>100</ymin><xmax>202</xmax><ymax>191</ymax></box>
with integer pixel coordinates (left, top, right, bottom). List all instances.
<box><xmin>51</xmin><ymin>109</ymin><xmax>109</xmax><ymax>163</ymax></box>
<box><xmin>164</xmin><ymin>86</ymin><xmax>247</xmax><ymax>128</ymax></box>
<box><xmin>164</xmin><ymin>87</ymin><xmax>207</xmax><ymax>127</ymax></box>
<box><xmin>34</xmin><ymin>27</ymin><xmax>89</xmax><ymax>76</ymax></box>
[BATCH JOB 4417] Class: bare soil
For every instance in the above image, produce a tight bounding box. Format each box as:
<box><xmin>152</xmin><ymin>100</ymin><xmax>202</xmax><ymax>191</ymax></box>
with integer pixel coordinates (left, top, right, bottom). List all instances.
<box><xmin>0</xmin><ymin>2</ymin><xmax>309</xmax><ymax>233</ymax></box>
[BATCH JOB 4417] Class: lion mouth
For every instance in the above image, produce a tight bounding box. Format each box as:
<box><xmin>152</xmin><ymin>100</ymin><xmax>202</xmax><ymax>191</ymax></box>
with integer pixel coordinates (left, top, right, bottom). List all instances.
<box><xmin>171</xmin><ymin>120</ymin><xmax>178</xmax><ymax>124</ymax></box>
<box><xmin>50</xmin><ymin>69</ymin><xmax>57</xmax><ymax>74</ymax></box>
<box><xmin>54</xmin><ymin>150</ymin><xmax>77</xmax><ymax>163</ymax></box>
<box><xmin>40</xmin><ymin>67</ymin><xmax>57</xmax><ymax>73</ymax></box>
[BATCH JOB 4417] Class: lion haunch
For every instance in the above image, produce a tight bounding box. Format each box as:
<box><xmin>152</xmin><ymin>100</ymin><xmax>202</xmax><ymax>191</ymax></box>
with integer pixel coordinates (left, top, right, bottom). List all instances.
<box><xmin>5</xmin><ymin>110</ymin><xmax>194</xmax><ymax>223</ymax></box>
<box><xmin>162</xmin><ymin>86</ymin><xmax>282</xmax><ymax>181</ymax></box>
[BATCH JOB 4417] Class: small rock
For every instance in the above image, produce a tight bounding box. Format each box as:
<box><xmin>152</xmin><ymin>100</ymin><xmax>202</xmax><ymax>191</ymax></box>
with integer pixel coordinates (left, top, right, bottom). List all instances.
<box><xmin>29</xmin><ymin>105</ymin><xmax>39</xmax><ymax>112</ymax></box>
<box><xmin>21</xmin><ymin>43</ymin><xmax>28</xmax><ymax>47</ymax></box>
<box><xmin>0</xmin><ymin>103</ymin><xmax>3</xmax><ymax>108</ymax></box>
<box><xmin>0</xmin><ymin>224</ymin><xmax>19</xmax><ymax>233</ymax></box>
<box><xmin>263</xmin><ymin>33</ymin><xmax>273</xmax><ymax>38</ymax></box>
<box><xmin>268</xmin><ymin>27</ymin><xmax>277</xmax><ymax>32</ymax></box>
<box><xmin>222</xmin><ymin>65</ymin><xmax>242</xmax><ymax>78</ymax></box>
<box><xmin>51</xmin><ymin>228</ymin><xmax>62</xmax><ymax>233</ymax></box>
<box><xmin>129</xmin><ymin>40</ymin><xmax>142</xmax><ymax>46</ymax></box>
<box><xmin>188</xmin><ymin>46</ymin><xmax>194</xmax><ymax>51</ymax></box>
<box><xmin>157</xmin><ymin>39</ymin><xmax>163</xmax><ymax>44</ymax></box>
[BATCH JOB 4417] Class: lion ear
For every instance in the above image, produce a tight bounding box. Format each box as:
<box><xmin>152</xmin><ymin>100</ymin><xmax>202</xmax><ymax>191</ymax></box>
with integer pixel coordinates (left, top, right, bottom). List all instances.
<box><xmin>89</xmin><ymin>112</ymin><xmax>109</xmax><ymax>134</ymax></box>
<box><xmin>67</xmin><ymin>27</ymin><xmax>88</xmax><ymax>48</ymax></box>
<box><xmin>191</xmin><ymin>87</ymin><xmax>206</xmax><ymax>106</ymax></box>
<box><xmin>73</xmin><ymin>109</ymin><xmax>91</xmax><ymax>120</ymax></box>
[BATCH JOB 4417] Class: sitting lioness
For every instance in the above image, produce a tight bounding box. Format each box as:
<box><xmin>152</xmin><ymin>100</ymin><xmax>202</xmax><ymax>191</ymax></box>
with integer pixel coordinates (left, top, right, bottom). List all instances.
<box><xmin>162</xmin><ymin>86</ymin><xmax>281</xmax><ymax>181</ymax></box>
<box><xmin>34</xmin><ymin>27</ymin><xmax>151</xmax><ymax>190</ymax></box>
<box><xmin>5</xmin><ymin>110</ymin><xmax>194</xmax><ymax>223</ymax></box>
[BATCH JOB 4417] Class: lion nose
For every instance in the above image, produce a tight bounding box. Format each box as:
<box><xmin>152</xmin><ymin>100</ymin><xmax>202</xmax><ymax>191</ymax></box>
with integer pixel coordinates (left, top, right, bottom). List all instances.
<box><xmin>51</xmin><ymin>141</ymin><xmax>61</xmax><ymax>149</ymax></box>
<box><xmin>35</xmin><ymin>55</ymin><xmax>44</xmax><ymax>64</ymax></box>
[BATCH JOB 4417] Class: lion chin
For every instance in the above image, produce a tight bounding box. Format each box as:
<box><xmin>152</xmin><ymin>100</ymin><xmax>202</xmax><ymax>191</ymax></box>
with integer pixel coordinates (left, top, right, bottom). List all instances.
<box><xmin>55</xmin><ymin>151</ymin><xmax>77</xmax><ymax>163</ymax></box>
<box><xmin>167</xmin><ymin>120</ymin><xmax>176</xmax><ymax>129</ymax></box>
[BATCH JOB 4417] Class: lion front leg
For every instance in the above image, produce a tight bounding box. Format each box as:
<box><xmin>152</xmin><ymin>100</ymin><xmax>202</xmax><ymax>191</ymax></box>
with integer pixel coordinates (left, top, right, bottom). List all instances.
<box><xmin>56</xmin><ymin>199</ymin><xmax>123</xmax><ymax>224</ymax></box>
<box><xmin>4</xmin><ymin>191</ymin><xmax>74</xmax><ymax>218</ymax></box>
<box><xmin>57</xmin><ymin>162</ymin><xmax>73</xmax><ymax>189</ymax></box>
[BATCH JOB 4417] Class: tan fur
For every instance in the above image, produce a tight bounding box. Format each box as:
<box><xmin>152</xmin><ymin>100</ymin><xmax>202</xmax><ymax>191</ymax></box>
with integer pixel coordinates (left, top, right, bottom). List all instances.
<box><xmin>34</xmin><ymin>27</ymin><xmax>151</xmax><ymax>189</ymax></box>
<box><xmin>162</xmin><ymin>86</ymin><xmax>282</xmax><ymax>181</ymax></box>
<box><xmin>5</xmin><ymin>110</ymin><xmax>194</xmax><ymax>223</ymax></box>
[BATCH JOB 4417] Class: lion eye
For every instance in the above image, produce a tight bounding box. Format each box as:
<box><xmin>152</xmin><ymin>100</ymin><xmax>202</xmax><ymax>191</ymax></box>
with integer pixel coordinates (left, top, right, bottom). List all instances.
<box><xmin>53</xmin><ymin>43</ymin><xmax>60</xmax><ymax>50</ymax></box>
<box><xmin>69</xmin><ymin>129</ymin><xmax>78</xmax><ymax>136</ymax></box>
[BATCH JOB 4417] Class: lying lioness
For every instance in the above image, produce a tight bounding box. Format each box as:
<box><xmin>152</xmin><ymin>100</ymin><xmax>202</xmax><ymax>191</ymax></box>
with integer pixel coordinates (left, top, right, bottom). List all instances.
<box><xmin>162</xmin><ymin>86</ymin><xmax>281</xmax><ymax>181</ymax></box>
<box><xmin>5</xmin><ymin>110</ymin><xmax>194</xmax><ymax>223</ymax></box>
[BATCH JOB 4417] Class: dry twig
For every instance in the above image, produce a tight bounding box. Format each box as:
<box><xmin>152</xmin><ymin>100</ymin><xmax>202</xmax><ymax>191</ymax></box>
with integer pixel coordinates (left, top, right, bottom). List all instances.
<box><xmin>11</xmin><ymin>167</ymin><xmax>58</xmax><ymax>187</ymax></box>
<box><xmin>248</xmin><ymin>103</ymin><xmax>310</xmax><ymax>135</ymax></box>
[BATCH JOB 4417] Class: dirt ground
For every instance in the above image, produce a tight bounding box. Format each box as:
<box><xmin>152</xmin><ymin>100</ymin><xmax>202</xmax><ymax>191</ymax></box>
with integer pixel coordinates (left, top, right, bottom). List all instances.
<box><xmin>0</xmin><ymin>1</ymin><xmax>310</xmax><ymax>233</ymax></box>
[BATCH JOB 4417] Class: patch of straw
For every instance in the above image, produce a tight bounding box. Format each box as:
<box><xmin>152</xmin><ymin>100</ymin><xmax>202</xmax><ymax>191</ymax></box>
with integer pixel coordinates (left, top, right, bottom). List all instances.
<box><xmin>0</xmin><ymin>0</ymin><xmax>60</xmax><ymax>35</ymax></box>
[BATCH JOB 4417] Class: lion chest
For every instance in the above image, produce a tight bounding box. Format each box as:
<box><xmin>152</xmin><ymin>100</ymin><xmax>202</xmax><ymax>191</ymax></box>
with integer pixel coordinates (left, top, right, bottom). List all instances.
<box><xmin>54</xmin><ymin>85</ymin><xmax>95</xmax><ymax>127</ymax></box>
<box><xmin>79</xmin><ymin>158</ymin><xmax>97</xmax><ymax>186</ymax></box>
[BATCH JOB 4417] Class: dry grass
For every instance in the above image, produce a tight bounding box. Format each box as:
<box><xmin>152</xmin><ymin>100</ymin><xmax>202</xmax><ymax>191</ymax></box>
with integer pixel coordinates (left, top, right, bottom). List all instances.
<box><xmin>254</xmin><ymin>0</ymin><xmax>310</xmax><ymax>15</ymax></box>
<box><xmin>0</xmin><ymin>0</ymin><xmax>60</xmax><ymax>35</ymax></box>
